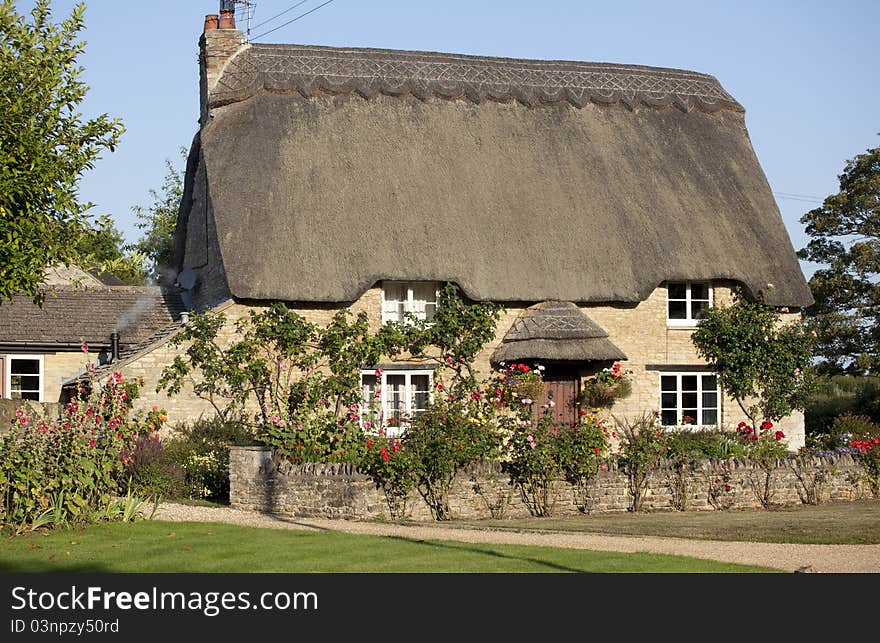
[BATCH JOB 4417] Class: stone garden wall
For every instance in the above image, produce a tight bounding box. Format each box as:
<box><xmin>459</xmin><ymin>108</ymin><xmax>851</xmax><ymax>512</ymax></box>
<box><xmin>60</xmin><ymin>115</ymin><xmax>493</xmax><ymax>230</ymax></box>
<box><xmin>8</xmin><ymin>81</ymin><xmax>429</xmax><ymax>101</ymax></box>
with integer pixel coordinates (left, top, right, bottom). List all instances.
<box><xmin>229</xmin><ymin>446</ymin><xmax>872</xmax><ymax>521</ymax></box>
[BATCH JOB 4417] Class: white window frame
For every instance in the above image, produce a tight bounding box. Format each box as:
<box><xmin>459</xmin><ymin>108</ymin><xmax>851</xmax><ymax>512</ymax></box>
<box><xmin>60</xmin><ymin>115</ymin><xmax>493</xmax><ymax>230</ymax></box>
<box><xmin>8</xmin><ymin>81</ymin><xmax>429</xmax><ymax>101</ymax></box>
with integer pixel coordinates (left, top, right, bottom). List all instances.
<box><xmin>381</xmin><ymin>281</ymin><xmax>440</xmax><ymax>325</ymax></box>
<box><xmin>4</xmin><ymin>354</ymin><xmax>44</xmax><ymax>402</ymax></box>
<box><xmin>658</xmin><ymin>372</ymin><xmax>720</xmax><ymax>429</ymax></box>
<box><xmin>360</xmin><ymin>369</ymin><xmax>434</xmax><ymax>436</ymax></box>
<box><xmin>666</xmin><ymin>281</ymin><xmax>713</xmax><ymax>327</ymax></box>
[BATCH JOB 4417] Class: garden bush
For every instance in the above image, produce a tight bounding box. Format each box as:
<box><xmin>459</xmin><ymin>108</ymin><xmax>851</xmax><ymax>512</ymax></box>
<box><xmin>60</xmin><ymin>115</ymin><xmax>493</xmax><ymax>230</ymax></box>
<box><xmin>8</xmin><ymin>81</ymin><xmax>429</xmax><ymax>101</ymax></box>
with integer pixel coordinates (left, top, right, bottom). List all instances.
<box><xmin>0</xmin><ymin>368</ymin><xmax>144</xmax><ymax>532</ymax></box>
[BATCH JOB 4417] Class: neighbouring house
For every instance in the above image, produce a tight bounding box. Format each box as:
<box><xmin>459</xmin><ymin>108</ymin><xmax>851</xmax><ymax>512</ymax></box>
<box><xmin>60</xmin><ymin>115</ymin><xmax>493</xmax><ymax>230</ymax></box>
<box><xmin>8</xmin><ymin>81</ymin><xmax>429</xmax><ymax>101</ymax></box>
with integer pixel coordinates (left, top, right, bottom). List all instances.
<box><xmin>0</xmin><ymin>275</ymin><xmax>183</xmax><ymax>418</ymax></box>
<box><xmin>65</xmin><ymin>6</ymin><xmax>814</xmax><ymax>446</ymax></box>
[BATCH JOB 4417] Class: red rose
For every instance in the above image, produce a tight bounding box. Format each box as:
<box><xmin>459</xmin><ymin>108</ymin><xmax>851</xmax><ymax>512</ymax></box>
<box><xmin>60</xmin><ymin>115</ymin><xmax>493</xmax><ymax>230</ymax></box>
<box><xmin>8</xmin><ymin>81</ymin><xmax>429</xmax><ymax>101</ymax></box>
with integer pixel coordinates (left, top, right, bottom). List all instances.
<box><xmin>774</xmin><ymin>430</ymin><xmax>785</xmax><ymax>441</ymax></box>
<box><xmin>761</xmin><ymin>420</ymin><xmax>773</xmax><ymax>431</ymax></box>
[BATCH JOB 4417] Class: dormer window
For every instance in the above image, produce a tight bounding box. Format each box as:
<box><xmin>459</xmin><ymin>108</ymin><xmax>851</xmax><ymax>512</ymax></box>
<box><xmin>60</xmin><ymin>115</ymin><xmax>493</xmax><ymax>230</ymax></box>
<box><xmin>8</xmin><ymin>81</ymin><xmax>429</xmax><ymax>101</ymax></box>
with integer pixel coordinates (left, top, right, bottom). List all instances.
<box><xmin>667</xmin><ymin>282</ymin><xmax>711</xmax><ymax>326</ymax></box>
<box><xmin>381</xmin><ymin>281</ymin><xmax>439</xmax><ymax>324</ymax></box>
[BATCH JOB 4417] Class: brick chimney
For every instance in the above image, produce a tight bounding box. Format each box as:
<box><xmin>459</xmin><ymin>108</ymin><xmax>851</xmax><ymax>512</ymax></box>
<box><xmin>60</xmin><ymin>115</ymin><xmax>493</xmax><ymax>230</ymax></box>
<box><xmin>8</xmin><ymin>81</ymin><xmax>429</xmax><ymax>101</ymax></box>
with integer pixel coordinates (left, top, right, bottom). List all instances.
<box><xmin>199</xmin><ymin>2</ymin><xmax>245</xmax><ymax>127</ymax></box>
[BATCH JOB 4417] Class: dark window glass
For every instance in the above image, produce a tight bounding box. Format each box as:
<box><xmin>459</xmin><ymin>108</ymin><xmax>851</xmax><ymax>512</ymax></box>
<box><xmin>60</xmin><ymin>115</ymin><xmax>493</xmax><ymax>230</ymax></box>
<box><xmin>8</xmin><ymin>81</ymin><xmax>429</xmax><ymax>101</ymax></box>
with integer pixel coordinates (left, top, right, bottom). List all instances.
<box><xmin>690</xmin><ymin>282</ymin><xmax>709</xmax><ymax>300</ymax></box>
<box><xmin>681</xmin><ymin>375</ymin><xmax>698</xmax><ymax>391</ymax></box>
<box><xmin>661</xmin><ymin>393</ymin><xmax>677</xmax><ymax>408</ymax></box>
<box><xmin>702</xmin><ymin>409</ymin><xmax>718</xmax><ymax>425</ymax></box>
<box><xmin>661</xmin><ymin>410</ymin><xmax>678</xmax><ymax>426</ymax></box>
<box><xmin>667</xmin><ymin>283</ymin><xmax>687</xmax><ymax>299</ymax></box>
<box><xmin>668</xmin><ymin>301</ymin><xmax>687</xmax><ymax>319</ymax></box>
<box><xmin>661</xmin><ymin>376</ymin><xmax>677</xmax><ymax>392</ymax></box>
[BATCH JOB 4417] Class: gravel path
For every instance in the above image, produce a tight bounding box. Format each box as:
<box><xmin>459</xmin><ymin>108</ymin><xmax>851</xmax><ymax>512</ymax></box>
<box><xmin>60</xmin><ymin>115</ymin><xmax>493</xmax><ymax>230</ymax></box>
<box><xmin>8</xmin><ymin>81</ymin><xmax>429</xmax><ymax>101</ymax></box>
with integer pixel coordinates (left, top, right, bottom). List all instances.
<box><xmin>153</xmin><ymin>503</ymin><xmax>880</xmax><ymax>573</ymax></box>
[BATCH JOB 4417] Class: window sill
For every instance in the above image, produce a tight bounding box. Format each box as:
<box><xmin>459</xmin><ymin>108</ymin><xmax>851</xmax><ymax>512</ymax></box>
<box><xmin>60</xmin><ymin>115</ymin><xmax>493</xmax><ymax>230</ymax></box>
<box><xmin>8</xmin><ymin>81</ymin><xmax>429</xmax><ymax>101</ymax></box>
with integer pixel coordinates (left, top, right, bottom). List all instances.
<box><xmin>666</xmin><ymin>320</ymin><xmax>701</xmax><ymax>329</ymax></box>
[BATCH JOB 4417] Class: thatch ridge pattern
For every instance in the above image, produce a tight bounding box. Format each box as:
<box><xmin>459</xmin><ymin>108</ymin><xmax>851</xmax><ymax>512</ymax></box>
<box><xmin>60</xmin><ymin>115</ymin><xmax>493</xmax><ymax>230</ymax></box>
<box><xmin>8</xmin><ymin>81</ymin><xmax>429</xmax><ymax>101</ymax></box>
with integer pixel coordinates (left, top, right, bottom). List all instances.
<box><xmin>210</xmin><ymin>43</ymin><xmax>743</xmax><ymax>113</ymax></box>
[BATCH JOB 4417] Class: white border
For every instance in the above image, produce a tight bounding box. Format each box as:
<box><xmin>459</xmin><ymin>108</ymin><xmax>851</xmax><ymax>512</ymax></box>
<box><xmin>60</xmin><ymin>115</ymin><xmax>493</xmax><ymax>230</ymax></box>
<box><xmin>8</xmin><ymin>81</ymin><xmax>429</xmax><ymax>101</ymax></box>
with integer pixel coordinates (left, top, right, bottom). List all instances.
<box><xmin>3</xmin><ymin>354</ymin><xmax>44</xmax><ymax>402</ymax></box>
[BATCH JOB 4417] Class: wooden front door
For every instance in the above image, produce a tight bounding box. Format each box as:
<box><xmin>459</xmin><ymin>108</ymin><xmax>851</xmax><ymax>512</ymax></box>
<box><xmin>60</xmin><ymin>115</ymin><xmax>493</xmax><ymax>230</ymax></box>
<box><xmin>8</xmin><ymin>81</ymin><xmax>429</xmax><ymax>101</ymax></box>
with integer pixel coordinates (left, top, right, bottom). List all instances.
<box><xmin>534</xmin><ymin>368</ymin><xmax>580</xmax><ymax>425</ymax></box>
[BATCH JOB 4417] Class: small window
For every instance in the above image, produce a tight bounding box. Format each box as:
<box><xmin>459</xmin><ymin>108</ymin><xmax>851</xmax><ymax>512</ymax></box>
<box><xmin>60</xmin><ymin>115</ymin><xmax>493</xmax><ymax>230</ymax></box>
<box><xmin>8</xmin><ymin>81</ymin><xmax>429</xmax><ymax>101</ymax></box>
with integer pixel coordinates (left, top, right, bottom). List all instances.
<box><xmin>667</xmin><ymin>281</ymin><xmax>711</xmax><ymax>325</ymax></box>
<box><xmin>382</xmin><ymin>282</ymin><xmax>439</xmax><ymax>324</ymax></box>
<box><xmin>5</xmin><ymin>355</ymin><xmax>43</xmax><ymax>402</ymax></box>
<box><xmin>659</xmin><ymin>373</ymin><xmax>719</xmax><ymax>428</ymax></box>
<box><xmin>360</xmin><ymin>369</ymin><xmax>433</xmax><ymax>436</ymax></box>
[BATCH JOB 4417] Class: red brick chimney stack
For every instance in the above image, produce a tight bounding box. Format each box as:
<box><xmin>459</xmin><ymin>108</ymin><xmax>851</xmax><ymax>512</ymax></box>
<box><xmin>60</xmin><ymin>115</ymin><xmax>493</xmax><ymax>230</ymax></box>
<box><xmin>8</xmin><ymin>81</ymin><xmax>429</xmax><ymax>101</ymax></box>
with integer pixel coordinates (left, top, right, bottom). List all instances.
<box><xmin>218</xmin><ymin>8</ymin><xmax>236</xmax><ymax>30</ymax></box>
<box><xmin>199</xmin><ymin>4</ymin><xmax>245</xmax><ymax>126</ymax></box>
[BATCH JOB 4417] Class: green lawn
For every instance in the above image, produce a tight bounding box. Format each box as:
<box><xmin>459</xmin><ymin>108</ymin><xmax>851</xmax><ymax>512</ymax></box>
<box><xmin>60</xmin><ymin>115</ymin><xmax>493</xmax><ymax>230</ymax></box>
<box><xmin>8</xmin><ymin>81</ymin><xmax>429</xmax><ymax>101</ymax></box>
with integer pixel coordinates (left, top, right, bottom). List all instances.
<box><xmin>0</xmin><ymin>520</ymin><xmax>775</xmax><ymax>573</ymax></box>
<box><xmin>459</xmin><ymin>499</ymin><xmax>880</xmax><ymax>544</ymax></box>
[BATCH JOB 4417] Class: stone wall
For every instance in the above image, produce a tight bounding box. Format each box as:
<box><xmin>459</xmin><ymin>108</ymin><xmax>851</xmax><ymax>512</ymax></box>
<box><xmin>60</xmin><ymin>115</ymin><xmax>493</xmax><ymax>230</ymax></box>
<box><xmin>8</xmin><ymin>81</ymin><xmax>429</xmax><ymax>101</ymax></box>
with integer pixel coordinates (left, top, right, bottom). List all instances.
<box><xmin>0</xmin><ymin>399</ymin><xmax>62</xmax><ymax>434</ymax></box>
<box><xmin>230</xmin><ymin>446</ymin><xmax>871</xmax><ymax>521</ymax></box>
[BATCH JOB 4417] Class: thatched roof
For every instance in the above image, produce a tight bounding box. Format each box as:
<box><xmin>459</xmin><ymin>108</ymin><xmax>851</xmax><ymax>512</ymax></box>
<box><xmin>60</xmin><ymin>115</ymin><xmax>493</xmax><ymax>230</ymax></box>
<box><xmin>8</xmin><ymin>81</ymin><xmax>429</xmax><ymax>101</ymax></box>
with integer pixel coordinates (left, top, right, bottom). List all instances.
<box><xmin>492</xmin><ymin>301</ymin><xmax>626</xmax><ymax>363</ymax></box>
<box><xmin>181</xmin><ymin>43</ymin><xmax>812</xmax><ymax>307</ymax></box>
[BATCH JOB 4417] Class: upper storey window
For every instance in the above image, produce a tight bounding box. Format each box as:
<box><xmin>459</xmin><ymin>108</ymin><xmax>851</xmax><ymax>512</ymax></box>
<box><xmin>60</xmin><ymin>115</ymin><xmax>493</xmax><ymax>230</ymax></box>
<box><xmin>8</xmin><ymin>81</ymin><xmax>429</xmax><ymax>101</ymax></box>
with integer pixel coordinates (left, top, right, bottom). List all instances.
<box><xmin>381</xmin><ymin>282</ymin><xmax>440</xmax><ymax>324</ymax></box>
<box><xmin>667</xmin><ymin>282</ymin><xmax>711</xmax><ymax>326</ymax></box>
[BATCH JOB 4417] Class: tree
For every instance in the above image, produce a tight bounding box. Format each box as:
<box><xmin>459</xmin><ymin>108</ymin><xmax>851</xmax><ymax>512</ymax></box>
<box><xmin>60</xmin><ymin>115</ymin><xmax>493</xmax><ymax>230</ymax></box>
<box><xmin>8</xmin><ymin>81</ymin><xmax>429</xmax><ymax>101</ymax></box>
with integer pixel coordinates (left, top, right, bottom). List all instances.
<box><xmin>73</xmin><ymin>216</ymin><xmax>146</xmax><ymax>285</ymax></box>
<box><xmin>798</xmin><ymin>144</ymin><xmax>880</xmax><ymax>374</ymax></box>
<box><xmin>131</xmin><ymin>148</ymin><xmax>186</xmax><ymax>284</ymax></box>
<box><xmin>0</xmin><ymin>1</ymin><xmax>124</xmax><ymax>303</ymax></box>
<box><xmin>691</xmin><ymin>294</ymin><xmax>815</xmax><ymax>430</ymax></box>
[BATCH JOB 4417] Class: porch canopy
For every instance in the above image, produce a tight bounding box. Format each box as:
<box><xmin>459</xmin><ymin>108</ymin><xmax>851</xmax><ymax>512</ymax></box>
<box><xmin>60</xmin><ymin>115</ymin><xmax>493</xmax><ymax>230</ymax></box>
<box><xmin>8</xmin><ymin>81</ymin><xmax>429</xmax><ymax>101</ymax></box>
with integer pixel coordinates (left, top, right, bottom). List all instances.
<box><xmin>492</xmin><ymin>301</ymin><xmax>626</xmax><ymax>364</ymax></box>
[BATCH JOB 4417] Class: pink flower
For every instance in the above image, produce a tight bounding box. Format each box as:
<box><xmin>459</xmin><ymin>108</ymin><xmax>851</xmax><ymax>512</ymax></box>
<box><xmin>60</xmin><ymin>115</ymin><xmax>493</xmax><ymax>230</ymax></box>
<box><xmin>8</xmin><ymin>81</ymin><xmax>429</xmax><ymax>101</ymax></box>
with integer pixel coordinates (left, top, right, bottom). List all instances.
<box><xmin>81</xmin><ymin>342</ymin><xmax>89</xmax><ymax>353</ymax></box>
<box><xmin>522</xmin><ymin>398</ymin><xmax>533</xmax><ymax>405</ymax></box>
<box><xmin>363</xmin><ymin>421</ymin><xmax>372</xmax><ymax>430</ymax></box>
<box><xmin>600</xmin><ymin>464</ymin><xmax>607</xmax><ymax>472</ymax></box>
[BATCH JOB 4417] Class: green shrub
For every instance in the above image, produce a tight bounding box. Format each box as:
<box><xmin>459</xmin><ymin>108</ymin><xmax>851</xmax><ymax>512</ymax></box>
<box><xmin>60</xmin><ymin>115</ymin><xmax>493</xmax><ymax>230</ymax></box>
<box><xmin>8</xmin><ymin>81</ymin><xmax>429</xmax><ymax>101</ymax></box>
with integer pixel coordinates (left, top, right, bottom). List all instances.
<box><xmin>162</xmin><ymin>418</ymin><xmax>255</xmax><ymax>504</ymax></box>
<box><xmin>121</xmin><ymin>434</ymin><xmax>185</xmax><ymax>500</ymax></box>
<box><xmin>615</xmin><ymin>413</ymin><xmax>669</xmax><ymax>512</ymax></box>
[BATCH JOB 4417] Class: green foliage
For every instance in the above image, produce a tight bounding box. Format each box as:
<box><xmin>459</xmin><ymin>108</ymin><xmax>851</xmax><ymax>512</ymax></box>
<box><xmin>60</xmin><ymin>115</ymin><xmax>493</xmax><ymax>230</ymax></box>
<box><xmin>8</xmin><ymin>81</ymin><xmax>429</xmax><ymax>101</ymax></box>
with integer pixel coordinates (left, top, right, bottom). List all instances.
<box><xmin>391</xmin><ymin>283</ymin><xmax>503</xmax><ymax>394</ymax></box>
<box><xmin>159</xmin><ymin>304</ymin><xmax>398</xmax><ymax>463</ymax></box>
<box><xmin>614</xmin><ymin>413</ymin><xmax>669</xmax><ymax>512</ymax></box>
<box><xmin>0</xmin><ymin>366</ymin><xmax>143</xmax><ymax>533</ymax></box>
<box><xmin>664</xmin><ymin>429</ymin><xmax>748</xmax><ymax>461</ymax></box>
<box><xmin>0</xmin><ymin>0</ymin><xmax>124</xmax><ymax>303</ymax></box>
<box><xmin>832</xmin><ymin>415</ymin><xmax>880</xmax><ymax>497</ymax></box>
<box><xmin>72</xmin><ymin>215</ymin><xmax>146</xmax><ymax>285</ymax></box>
<box><xmin>403</xmin><ymin>394</ymin><xmax>501</xmax><ymax>520</ymax></box>
<box><xmin>804</xmin><ymin>375</ymin><xmax>880</xmax><ymax>437</ymax></box>
<box><xmin>798</xmin><ymin>145</ymin><xmax>880</xmax><ymax>374</ymax></box>
<box><xmin>360</xmin><ymin>434</ymin><xmax>414</xmax><ymax>520</ymax></box>
<box><xmin>131</xmin><ymin>148</ymin><xmax>186</xmax><ymax>283</ymax></box>
<box><xmin>505</xmin><ymin>416</ymin><xmax>560</xmax><ymax>517</ymax></box>
<box><xmin>691</xmin><ymin>293</ymin><xmax>815</xmax><ymax>428</ymax></box>
<box><xmin>554</xmin><ymin>416</ymin><xmax>610</xmax><ymax>513</ymax></box>
<box><xmin>735</xmin><ymin>420</ymin><xmax>788</xmax><ymax>508</ymax></box>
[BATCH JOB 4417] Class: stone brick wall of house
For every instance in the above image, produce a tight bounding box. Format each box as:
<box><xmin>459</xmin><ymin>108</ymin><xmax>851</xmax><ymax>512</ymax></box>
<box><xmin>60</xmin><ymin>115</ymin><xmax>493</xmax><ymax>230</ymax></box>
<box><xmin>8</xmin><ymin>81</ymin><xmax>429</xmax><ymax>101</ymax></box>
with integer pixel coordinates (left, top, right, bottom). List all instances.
<box><xmin>230</xmin><ymin>446</ymin><xmax>871</xmax><ymax>520</ymax></box>
<box><xmin>110</xmin><ymin>280</ymin><xmax>806</xmax><ymax>448</ymax></box>
<box><xmin>43</xmin><ymin>351</ymin><xmax>91</xmax><ymax>402</ymax></box>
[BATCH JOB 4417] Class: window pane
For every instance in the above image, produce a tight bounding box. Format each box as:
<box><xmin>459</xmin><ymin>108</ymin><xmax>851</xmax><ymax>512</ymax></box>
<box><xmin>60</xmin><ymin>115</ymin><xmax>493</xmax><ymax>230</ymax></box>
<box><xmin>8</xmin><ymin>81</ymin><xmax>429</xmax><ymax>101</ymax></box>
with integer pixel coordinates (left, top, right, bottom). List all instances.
<box><xmin>411</xmin><ymin>282</ymin><xmax>436</xmax><ymax>304</ymax></box>
<box><xmin>681</xmin><ymin>392</ymin><xmax>698</xmax><ymax>408</ymax></box>
<box><xmin>682</xmin><ymin>409</ymin><xmax>698</xmax><ymax>424</ymax></box>
<box><xmin>702</xmin><ymin>392</ymin><xmax>718</xmax><ymax>408</ymax></box>
<box><xmin>681</xmin><ymin>375</ymin><xmax>698</xmax><ymax>391</ymax></box>
<box><xmin>690</xmin><ymin>282</ymin><xmax>709</xmax><ymax>300</ymax></box>
<box><xmin>667</xmin><ymin>283</ymin><xmax>687</xmax><ymax>299</ymax></box>
<box><xmin>661</xmin><ymin>376</ymin><xmax>678</xmax><ymax>392</ymax></box>
<box><xmin>11</xmin><ymin>359</ymin><xmax>39</xmax><ymax>375</ymax></box>
<box><xmin>424</xmin><ymin>303</ymin><xmax>436</xmax><ymax>322</ymax></box>
<box><xmin>12</xmin><ymin>375</ymin><xmax>39</xmax><ymax>392</ymax></box>
<box><xmin>702</xmin><ymin>375</ymin><xmax>717</xmax><ymax>389</ymax></box>
<box><xmin>387</xmin><ymin>375</ymin><xmax>406</xmax><ymax>421</ymax></box>
<box><xmin>691</xmin><ymin>300</ymin><xmax>709</xmax><ymax>320</ymax></box>
<box><xmin>702</xmin><ymin>409</ymin><xmax>718</xmax><ymax>425</ymax></box>
<box><xmin>661</xmin><ymin>393</ymin><xmax>677</xmax><ymax>408</ymax></box>
<box><xmin>668</xmin><ymin>301</ymin><xmax>687</xmax><ymax>319</ymax></box>
<box><xmin>661</xmin><ymin>410</ymin><xmax>677</xmax><ymax>426</ymax></box>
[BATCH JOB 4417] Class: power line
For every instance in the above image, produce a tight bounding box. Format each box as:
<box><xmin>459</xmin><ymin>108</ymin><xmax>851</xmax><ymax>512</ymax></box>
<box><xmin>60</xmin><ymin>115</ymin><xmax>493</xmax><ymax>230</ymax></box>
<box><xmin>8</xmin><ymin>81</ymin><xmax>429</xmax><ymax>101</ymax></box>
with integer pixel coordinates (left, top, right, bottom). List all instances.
<box><xmin>773</xmin><ymin>192</ymin><xmax>825</xmax><ymax>205</ymax></box>
<box><xmin>774</xmin><ymin>191</ymin><xmax>826</xmax><ymax>201</ymax></box>
<box><xmin>250</xmin><ymin>0</ymin><xmax>336</xmax><ymax>41</ymax></box>
<box><xmin>250</xmin><ymin>0</ymin><xmax>310</xmax><ymax>31</ymax></box>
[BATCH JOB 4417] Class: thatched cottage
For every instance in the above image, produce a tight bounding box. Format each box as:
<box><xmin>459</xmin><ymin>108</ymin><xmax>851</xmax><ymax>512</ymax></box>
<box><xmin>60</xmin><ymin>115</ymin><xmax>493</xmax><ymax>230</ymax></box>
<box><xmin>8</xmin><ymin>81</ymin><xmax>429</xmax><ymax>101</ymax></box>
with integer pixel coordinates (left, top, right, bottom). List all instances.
<box><xmin>6</xmin><ymin>7</ymin><xmax>813</xmax><ymax>446</ymax></box>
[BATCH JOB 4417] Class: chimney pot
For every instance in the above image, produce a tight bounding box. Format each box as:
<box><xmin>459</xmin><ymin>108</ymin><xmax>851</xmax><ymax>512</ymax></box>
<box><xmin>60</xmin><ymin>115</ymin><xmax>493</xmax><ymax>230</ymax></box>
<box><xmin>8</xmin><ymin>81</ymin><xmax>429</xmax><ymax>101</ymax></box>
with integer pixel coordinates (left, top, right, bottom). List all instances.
<box><xmin>204</xmin><ymin>14</ymin><xmax>219</xmax><ymax>31</ymax></box>
<box><xmin>218</xmin><ymin>9</ymin><xmax>236</xmax><ymax>29</ymax></box>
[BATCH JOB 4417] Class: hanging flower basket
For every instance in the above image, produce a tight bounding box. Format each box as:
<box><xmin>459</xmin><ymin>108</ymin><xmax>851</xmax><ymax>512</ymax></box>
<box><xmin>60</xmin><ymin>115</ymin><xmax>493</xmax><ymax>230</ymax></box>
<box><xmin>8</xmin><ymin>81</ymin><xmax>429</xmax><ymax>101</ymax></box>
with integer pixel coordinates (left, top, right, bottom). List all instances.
<box><xmin>580</xmin><ymin>363</ymin><xmax>633</xmax><ymax>408</ymax></box>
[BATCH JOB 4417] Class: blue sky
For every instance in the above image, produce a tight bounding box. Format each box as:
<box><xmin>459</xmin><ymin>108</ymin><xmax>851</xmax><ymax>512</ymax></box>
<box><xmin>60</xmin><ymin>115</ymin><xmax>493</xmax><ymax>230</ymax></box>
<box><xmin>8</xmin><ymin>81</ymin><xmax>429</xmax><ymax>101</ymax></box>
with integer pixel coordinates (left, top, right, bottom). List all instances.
<box><xmin>17</xmin><ymin>1</ymin><xmax>880</xmax><ymax>279</ymax></box>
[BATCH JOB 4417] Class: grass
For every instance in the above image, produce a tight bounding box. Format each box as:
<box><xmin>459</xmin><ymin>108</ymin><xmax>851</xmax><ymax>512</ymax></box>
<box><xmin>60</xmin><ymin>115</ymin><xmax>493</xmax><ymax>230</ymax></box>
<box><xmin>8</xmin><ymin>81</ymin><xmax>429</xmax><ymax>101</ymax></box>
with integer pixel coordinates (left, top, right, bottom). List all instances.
<box><xmin>458</xmin><ymin>499</ymin><xmax>880</xmax><ymax>544</ymax></box>
<box><xmin>0</xmin><ymin>520</ymin><xmax>776</xmax><ymax>573</ymax></box>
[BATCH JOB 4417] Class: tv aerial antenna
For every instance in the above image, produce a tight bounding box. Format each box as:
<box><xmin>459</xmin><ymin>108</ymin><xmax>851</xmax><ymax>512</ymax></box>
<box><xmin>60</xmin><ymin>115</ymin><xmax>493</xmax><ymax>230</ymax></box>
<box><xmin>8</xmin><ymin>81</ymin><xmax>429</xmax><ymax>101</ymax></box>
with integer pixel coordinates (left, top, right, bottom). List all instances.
<box><xmin>229</xmin><ymin>0</ymin><xmax>256</xmax><ymax>41</ymax></box>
